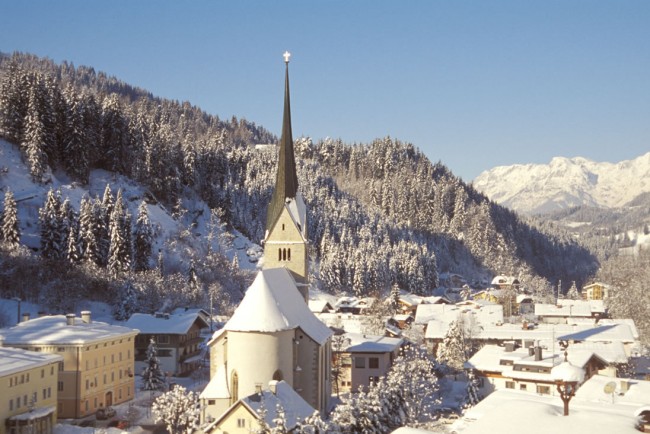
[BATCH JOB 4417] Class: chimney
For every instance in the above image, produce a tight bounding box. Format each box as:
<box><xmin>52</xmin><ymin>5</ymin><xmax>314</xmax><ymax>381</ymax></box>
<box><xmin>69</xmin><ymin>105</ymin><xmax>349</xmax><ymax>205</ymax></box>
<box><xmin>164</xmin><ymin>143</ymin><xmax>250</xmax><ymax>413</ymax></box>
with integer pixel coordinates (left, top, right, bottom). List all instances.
<box><xmin>21</xmin><ymin>312</ymin><xmax>30</xmax><ymax>322</ymax></box>
<box><xmin>620</xmin><ymin>380</ymin><xmax>630</xmax><ymax>394</ymax></box>
<box><xmin>81</xmin><ymin>311</ymin><xmax>91</xmax><ymax>324</ymax></box>
<box><xmin>269</xmin><ymin>380</ymin><xmax>278</xmax><ymax>395</ymax></box>
<box><xmin>255</xmin><ymin>383</ymin><xmax>263</xmax><ymax>394</ymax></box>
<box><xmin>38</xmin><ymin>311</ymin><xmax>47</xmax><ymax>317</ymax></box>
<box><xmin>505</xmin><ymin>341</ymin><xmax>516</xmax><ymax>352</ymax></box>
<box><xmin>528</xmin><ymin>347</ymin><xmax>535</xmax><ymax>356</ymax></box>
<box><xmin>66</xmin><ymin>313</ymin><xmax>76</xmax><ymax>326</ymax></box>
<box><xmin>534</xmin><ymin>346</ymin><xmax>542</xmax><ymax>361</ymax></box>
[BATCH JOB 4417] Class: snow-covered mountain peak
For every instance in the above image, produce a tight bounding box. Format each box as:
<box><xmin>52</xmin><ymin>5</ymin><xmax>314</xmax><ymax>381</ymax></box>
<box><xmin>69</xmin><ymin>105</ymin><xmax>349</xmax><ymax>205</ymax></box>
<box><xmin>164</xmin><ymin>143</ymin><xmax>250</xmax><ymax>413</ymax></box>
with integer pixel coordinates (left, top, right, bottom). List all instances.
<box><xmin>473</xmin><ymin>152</ymin><xmax>650</xmax><ymax>214</ymax></box>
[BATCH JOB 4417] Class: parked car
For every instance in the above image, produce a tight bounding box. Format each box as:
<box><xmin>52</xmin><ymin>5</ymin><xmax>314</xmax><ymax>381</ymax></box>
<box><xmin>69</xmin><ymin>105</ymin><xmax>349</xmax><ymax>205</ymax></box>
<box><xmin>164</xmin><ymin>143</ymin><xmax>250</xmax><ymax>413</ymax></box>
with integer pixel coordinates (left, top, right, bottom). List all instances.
<box><xmin>95</xmin><ymin>406</ymin><xmax>116</xmax><ymax>420</ymax></box>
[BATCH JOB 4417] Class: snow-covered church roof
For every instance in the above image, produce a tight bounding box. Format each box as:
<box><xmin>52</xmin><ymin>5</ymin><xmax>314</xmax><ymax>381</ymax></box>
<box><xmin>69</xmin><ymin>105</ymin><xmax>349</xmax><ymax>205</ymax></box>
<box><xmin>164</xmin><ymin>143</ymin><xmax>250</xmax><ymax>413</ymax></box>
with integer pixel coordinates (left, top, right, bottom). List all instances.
<box><xmin>223</xmin><ymin>268</ymin><xmax>332</xmax><ymax>345</ymax></box>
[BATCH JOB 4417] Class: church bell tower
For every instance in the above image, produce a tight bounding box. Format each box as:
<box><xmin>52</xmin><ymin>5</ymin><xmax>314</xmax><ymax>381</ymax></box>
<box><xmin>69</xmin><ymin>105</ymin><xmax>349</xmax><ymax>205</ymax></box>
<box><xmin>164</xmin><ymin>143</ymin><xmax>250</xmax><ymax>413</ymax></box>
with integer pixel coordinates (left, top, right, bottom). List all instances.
<box><xmin>263</xmin><ymin>52</ymin><xmax>309</xmax><ymax>300</ymax></box>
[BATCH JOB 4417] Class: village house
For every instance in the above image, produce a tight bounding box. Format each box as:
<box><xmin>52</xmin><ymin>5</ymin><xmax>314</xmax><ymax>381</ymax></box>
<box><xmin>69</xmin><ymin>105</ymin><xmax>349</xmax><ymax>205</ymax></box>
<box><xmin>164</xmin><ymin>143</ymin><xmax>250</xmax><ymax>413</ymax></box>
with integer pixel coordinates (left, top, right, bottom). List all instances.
<box><xmin>124</xmin><ymin>308</ymin><xmax>209</xmax><ymax>376</ymax></box>
<box><xmin>465</xmin><ymin>342</ymin><xmax>611</xmax><ymax>397</ymax></box>
<box><xmin>581</xmin><ymin>282</ymin><xmax>611</xmax><ymax>301</ymax></box>
<box><xmin>331</xmin><ymin>332</ymin><xmax>404</xmax><ymax>394</ymax></box>
<box><xmin>202</xmin><ymin>380</ymin><xmax>314</xmax><ymax>433</ymax></box>
<box><xmin>0</xmin><ymin>312</ymin><xmax>138</xmax><ymax>419</ymax></box>
<box><xmin>0</xmin><ymin>346</ymin><xmax>62</xmax><ymax>434</ymax></box>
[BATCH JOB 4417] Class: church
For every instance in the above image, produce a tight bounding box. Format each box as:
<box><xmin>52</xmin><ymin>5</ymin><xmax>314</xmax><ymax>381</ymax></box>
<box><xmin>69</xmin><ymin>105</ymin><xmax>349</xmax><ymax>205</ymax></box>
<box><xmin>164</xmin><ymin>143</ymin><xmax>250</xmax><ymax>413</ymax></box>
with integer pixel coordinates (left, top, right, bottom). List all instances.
<box><xmin>200</xmin><ymin>53</ymin><xmax>333</xmax><ymax>427</ymax></box>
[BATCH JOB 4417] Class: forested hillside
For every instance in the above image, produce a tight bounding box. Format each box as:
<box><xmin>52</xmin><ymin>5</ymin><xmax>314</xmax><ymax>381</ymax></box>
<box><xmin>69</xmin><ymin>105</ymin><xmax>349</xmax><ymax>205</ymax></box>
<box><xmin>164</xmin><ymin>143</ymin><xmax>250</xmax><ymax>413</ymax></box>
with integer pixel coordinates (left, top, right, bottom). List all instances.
<box><xmin>0</xmin><ymin>51</ymin><xmax>598</xmax><ymax>301</ymax></box>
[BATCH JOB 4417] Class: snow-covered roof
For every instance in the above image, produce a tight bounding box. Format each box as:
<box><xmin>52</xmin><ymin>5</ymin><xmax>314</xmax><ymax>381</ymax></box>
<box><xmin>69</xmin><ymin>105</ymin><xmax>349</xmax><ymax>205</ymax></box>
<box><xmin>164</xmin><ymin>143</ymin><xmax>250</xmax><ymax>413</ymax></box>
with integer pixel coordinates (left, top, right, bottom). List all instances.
<box><xmin>224</xmin><ymin>268</ymin><xmax>332</xmax><ymax>344</ymax></box>
<box><xmin>427</xmin><ymin>320</ymin><xmax>637</xmax><ymax>344</ymax></box>
<box><xmin>211</xmin><ymin>380</ymin><xmax>314</xmax><ymax>430</ymax></box>
<box><xmin>1</xmin><ymin>314</ymin><xmax>139</xmax><ymax>345</ymax></box>
<box><xmin>452</xmin><ymin>386</ymin><xmax>644</xmax><ymax>434</ymax></box>
<box><xmin>308</xmin><ymin>299</ymin><xmax>333</xmax><ymax>313</ymax></box>
<box><xmin>0</xmin><ymin>347</ymin><xmax>63</xmax><ymax>377</ymax></box>
<box><xmin>200</xmin><ymin>363</ymin><xmax>230</xmax><ymax>400</ymax></box>
<box><xmin>124</xmin><ymin>309</ymin><xmax>209</xmax><ymax>335</ymax></box>
<box><xmin>576</xmin><ymin>374</ymin><xmax>650</xmax><ymax>405</ymax></box>
<box><xmin>315</xmin><ymin>313</ymin><xmax>364</xmax><ymax>334</ymax></box>
<box><xmin>340</xmin><ymin>333</ymin><xmax>403</xmax><ymax>353</ymax></box>
<box><xmin>551</xmin><ymin>360</ymin><xmax>585</xmax><ymax>382</ymax></box>
<box><xmin>391</xmin><ymin>428</ymin><xmax>436</xmax><ymax>434</ymax></box>
<box><xmin>8</xmin><ymin>406</ymin><xmax>55</xmax><ymax>421</ymax></box>
<box><xmin>535</xmin><ymin>300</ymin><xmax>606</xmax><ymax>317</ymax></box>
<box><xmin>557</xmin><ymin>323</ymin><xmax>636</xmax><ymax>344</ymax></box>
<box><xmin>416</xmin><ymin>302</ymin><xmax>503</xmax><ymax>326</ymax></box>
<box><xmin>491</xmin><ymin>275</ymin><xmax>519</xmax><ymax>286</ymax></box>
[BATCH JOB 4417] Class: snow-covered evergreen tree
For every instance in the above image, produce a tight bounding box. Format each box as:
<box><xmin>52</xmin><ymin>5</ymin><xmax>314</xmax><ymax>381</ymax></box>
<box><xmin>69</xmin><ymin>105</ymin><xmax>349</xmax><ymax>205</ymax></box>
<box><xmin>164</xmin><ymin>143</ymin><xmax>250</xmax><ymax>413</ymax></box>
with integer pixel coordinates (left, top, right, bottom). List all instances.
<box><xmin>151</xmin><ymin>385</ymin><xmax>199</xmax><ymax>434</ymax></box>
<box><xmin>113</xmin><ymin>280</ymin><xmax>138</xmax><ymax>321</ymax></box>
<box><xmin>567</xmin><ymin>281</ymin><xmax>581</xmax><ymax>300</ymax></box>
<box><xmin>1</xmin><ymin>189</ymin><xmax>20</xmax><ymax>249</ymax></box>
<box><xmin>66</xmin><ymin>225</ymin><xmax>81</xmax><ymax>263</ymax></box>
<box><xmin>107</xmin><ymin>189</ymin><xmax>131</xmax><ymax>276</ymax></box>
<box><xmin>463</xmin><ymin>369</ymin><xmax>483</xmax><ymax>409</ymax></box>
<box><xmin>390</xmin><ymin>283</ymin><xmax>401</xmax><ymax>312</ymax></box>
<box><xmin>78</xmin><ymin>197</ymin><xmax>99</xmax><ymax>264</ymax></box>
<box><xmin>436</xmin><ymin>319</ymin><xmax>466</xmax><ymax>372</ymax></box>
<box><xmin>141</xmin><ymin>338</ymin><xmax>166</xmax><ymax>391</ymax></box>
<box><xmin>39</xmin><ymin>188</ymin><xmax>62</xmax><ymax>259</ymax></box>
<box><xmin>133</xmin><ymin>200</ymin><xmax>153</xmax><ymax>271</ymax></box>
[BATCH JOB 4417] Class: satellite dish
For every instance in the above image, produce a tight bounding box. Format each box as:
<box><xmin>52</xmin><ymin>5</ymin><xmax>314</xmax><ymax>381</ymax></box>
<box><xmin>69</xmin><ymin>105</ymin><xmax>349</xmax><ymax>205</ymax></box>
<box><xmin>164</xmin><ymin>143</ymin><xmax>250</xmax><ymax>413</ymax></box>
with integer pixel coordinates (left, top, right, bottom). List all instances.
<box><xmin>604</xmin><ymin>381</ymin><xmax>617</xmax><ymax>394</ymax></box>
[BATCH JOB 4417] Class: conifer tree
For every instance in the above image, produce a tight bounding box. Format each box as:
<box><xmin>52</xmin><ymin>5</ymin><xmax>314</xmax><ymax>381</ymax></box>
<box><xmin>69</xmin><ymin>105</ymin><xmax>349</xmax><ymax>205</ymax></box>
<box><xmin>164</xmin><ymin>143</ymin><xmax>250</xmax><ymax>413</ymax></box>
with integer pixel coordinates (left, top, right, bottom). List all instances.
<box><xmin>1</xmin><ymin>189</ymin><xmax>21</xmax><ymax>249</ymax></box>
<box><xmin>436</xmin><ymin>319</ymin><xmax>466</xmax><ymax>372</ymax></box>
<box><xmin>141</xmin><ymin>338</ymin><xmax>166</xmax><ymax>391</ymax></box>
<box><xmin>113</xmin><ymin>280</ymin><xmax>138</xmax><ymax>321</ymax></box>
<box><xmin>133</xmin><ymin>201</ymin><xmax>153</xmax><ymax>271</ymax></box>
<box><xmin>39</xmin><ymin>188</ymin><xmax>62</xmax><ymax>259</ymax></box>
<box><xmin>108</xmin><ymin>189</ymin><xmax>131</xmax><ymax>276</ymax></box>
<box><xmin>23</xmin><ymin>85</ymin><xmax>49</xmax><ymax>182</ymax></box>
<box><xmin>66</xmin><ymin>225</ymin><xmax>81</xmax><ymax>263</ymax></box>
<box><xmin>78</xmin><ymin>197</ymin><xmax>98</xmax><ymax>264</ymax></box>
<box><xmin>567</xmin><ymin>281</ymin><xmax>581</xmax><ymax>300</ymax></box>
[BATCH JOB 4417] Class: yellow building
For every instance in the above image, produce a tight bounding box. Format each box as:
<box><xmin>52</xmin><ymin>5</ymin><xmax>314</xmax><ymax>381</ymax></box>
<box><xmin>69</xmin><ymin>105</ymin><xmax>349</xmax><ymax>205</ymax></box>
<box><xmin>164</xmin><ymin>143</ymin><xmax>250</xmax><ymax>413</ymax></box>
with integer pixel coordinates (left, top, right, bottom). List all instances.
<box><xmin>1</xmin><ymin>346</ymin><xmax>62</xmax><ymax>434</ymax></box>
<box><xmin>1</xmin><ymin>312</ymin><xmax>138</xmax><ymax>419</ymax></box>
<box><xmin>582</xmin><ymin>282</ymin><xmax>610</xmax><ymax>301</ymax></box>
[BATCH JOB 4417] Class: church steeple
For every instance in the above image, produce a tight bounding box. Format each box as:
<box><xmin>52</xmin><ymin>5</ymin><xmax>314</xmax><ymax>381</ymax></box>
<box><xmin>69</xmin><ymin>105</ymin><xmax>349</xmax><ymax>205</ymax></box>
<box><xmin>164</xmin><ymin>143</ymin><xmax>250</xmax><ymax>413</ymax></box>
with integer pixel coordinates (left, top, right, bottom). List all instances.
<box><xmin>266</xmin><ymin>51</ymin><xmax>299</xmax><ymax>232</ymax></box>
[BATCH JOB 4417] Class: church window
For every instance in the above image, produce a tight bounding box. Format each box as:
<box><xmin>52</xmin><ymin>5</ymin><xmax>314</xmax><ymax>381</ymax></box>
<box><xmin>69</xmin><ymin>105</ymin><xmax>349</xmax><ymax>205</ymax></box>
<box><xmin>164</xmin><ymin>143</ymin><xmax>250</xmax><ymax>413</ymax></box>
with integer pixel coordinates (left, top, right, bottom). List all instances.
<box><xmin>278</xmin><ymin>248</ymin><xmax>282</xmax><ymax>261</ymax></box>
<box><xmin>282</xmin><ymin>224</ymin><xmax>285</xmax><ymax>231</ymax></box>
<box><xmin>287</xmin><ymin>248</ymin><xmax>291</xmax><ymax>261</ymax></box>
<box><xmin>273</xmin><ymin>370</ymin><xmax>283</xmax><ymax>381</ymax></box>
<box><xmin>230</xmin><ymin>371</ymin><xmax>239</xmax><ymax>404</ymax></box>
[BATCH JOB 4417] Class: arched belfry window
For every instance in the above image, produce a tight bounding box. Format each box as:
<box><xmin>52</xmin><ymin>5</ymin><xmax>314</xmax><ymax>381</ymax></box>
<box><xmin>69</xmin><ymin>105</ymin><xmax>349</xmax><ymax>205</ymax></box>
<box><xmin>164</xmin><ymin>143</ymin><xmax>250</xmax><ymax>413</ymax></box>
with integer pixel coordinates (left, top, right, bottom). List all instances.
<box><xmin>278</xmin><ymin>248</ymin><xmax>282</xmax><ymax>261</ymax></box>
<box><xmin>287</xmin><ymin>248</ymin><xmax>291</xmax><ymax>261</ymax></box>
<box><xmin>273</xmin><ymin>370</ymin><xmax>283</xmax><ymax>381</ymax></box>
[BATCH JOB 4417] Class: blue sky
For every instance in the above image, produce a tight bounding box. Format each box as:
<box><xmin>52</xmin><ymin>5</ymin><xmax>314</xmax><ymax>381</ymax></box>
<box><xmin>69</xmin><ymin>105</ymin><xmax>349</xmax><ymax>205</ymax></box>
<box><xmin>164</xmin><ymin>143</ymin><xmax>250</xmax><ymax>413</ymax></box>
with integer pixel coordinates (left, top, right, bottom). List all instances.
<box><xmin>2</xmin><ymin>1</ymin><xmax>649</xmax><ymax>181</ymax></box>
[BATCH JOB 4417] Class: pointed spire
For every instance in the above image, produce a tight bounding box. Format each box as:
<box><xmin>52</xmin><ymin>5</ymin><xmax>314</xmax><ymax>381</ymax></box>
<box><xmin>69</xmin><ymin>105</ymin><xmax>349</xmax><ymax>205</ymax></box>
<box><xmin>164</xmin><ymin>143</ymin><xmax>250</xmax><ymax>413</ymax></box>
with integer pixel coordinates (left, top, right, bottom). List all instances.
<box><xmin>266</xmin><ymin>52</ymin><xmax>299</xmax><ymax>231</ymax></box>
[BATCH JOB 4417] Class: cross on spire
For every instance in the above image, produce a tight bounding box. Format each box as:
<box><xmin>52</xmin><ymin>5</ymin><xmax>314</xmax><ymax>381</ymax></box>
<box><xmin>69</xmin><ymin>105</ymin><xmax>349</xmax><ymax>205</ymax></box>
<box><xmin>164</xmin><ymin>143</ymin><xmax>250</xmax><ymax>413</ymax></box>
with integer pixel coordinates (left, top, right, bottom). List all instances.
<box><xmin>283</xmin><ymin>51</ymin><xmax>291</xmax><ymax>63</ymax></box>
